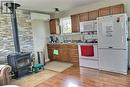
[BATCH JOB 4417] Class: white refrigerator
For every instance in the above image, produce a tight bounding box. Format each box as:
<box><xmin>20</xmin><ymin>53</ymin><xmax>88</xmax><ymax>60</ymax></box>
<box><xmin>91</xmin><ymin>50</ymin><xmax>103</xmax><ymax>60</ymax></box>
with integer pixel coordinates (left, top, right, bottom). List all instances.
<box><xmin>97</xmin><ymin>14</ymin><xmax>128</xmax><ymax>74</ymax></box>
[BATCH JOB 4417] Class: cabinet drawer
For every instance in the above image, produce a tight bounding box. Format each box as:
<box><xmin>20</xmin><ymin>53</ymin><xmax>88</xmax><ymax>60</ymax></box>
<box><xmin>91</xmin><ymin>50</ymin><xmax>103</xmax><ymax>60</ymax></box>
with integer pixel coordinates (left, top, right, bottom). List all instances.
<box><xmin>70</xmin><ymin>49</ymin><xmax>78</xmax><ymax>54</ymax></box>
<box><xmin>70</xmin><ymin>55</ymin><xmax>78</xmax><ymax>58</ymax></box>
<box><xmin>47</xmin><ymin>44</ymin><xmax>54</xmax><ymax>48</ymax></box>
<box><xmin>53</xmin><ymin>44</ymin><xmax>61</xmax><ymax>48</ymax></box>
<box><xmin>71</xmin><ymin>57</ymin><xmax>79</xmax><ymax>62</ymax></box>
<box><xmin>61</xmin><ymin>44</ymin><xmax>68</xmax><ymax>48</ymax></box>
<box><xmin>68</xmin><ymin>44</ymin><xmax>78</xmax><ymax>49</ymax></box>
<box><xmin>72</xmin><ymin>62</ymin><xmax>79</xmax><ymax>67</ymax></box>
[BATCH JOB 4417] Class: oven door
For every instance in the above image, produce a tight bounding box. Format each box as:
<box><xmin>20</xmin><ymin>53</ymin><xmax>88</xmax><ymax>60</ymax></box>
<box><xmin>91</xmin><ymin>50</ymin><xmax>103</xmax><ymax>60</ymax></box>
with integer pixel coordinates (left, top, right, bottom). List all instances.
<box><xmin>78</xmin><ymin>44</ymin><xmax>98</xmax><ymax>60</ymax></box>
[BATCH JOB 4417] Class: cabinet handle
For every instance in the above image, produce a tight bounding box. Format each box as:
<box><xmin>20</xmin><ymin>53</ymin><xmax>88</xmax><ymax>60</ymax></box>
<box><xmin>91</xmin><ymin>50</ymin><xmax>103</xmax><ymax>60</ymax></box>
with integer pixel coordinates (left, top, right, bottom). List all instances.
<box><xmin>109</xmin><ymin>47</ymin><xmax>113</xmax><ymax>48</ymax></box>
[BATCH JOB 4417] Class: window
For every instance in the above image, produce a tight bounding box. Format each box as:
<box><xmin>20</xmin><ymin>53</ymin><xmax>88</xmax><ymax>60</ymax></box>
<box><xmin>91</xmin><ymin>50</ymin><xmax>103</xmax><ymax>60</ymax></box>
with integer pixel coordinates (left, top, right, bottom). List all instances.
<box><xmin>60</xmin><ymin>17</ymin><xmax>72</xmax><ymax>34</ymax></box>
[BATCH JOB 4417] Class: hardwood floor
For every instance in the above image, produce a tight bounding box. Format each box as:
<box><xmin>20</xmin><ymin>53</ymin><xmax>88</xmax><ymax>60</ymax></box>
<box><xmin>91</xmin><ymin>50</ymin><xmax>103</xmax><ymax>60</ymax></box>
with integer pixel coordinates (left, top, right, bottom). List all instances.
<box><xmin>35</xmin><ymin>67</ymin><xmax>130</xmax><ymax>87</ymax></box>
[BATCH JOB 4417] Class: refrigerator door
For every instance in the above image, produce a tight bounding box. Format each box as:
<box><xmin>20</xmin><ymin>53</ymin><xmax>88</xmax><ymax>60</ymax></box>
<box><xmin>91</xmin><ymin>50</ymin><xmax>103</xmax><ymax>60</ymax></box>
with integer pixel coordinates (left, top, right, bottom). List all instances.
<box><xmin>97</xmin><ymin>14</ymin><xmax>127</xmax><ymax>49</ymax></box>
<box><xmin>99</xmin><ymin>49</ymin><xmax>128</xmax><ymax>74</ymax></box>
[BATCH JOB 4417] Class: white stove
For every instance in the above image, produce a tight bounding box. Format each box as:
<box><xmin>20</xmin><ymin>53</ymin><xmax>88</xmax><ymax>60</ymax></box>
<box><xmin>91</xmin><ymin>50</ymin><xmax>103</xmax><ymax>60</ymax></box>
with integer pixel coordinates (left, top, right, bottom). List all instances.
<box><xmin>78</xmin><ymin>43</ymin><xmax>99</xmax><ymax>69</ymax></box>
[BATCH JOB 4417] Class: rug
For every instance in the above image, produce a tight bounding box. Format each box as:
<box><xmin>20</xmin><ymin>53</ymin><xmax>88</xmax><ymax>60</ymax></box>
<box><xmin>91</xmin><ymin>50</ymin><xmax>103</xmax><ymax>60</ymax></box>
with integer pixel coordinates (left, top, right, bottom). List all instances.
<box><xmin>10</xmin><ymin>70</ymin><xmax>58</xmax><ymax>87</ymax></box>
<box><xmin>44</xmin><ymin>61</ymin><xmax>73</xmax><ymax>72</ymax></box>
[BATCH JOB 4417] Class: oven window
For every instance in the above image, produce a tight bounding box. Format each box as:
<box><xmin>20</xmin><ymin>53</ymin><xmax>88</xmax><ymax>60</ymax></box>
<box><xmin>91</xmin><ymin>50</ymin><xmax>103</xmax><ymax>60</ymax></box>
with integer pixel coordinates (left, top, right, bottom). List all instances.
<box><xmin>80</xmin><ymin>45</ymin><xmax>94</xmax><ymax>57</ymax></box>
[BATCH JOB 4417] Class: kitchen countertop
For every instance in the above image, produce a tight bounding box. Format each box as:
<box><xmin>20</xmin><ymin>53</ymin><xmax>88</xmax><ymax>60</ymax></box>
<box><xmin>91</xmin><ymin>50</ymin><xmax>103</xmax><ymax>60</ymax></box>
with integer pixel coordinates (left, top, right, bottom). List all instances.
<box><xmin>47</xmin><ymin>42</ymin><xmax>98</xmax><ymax>45</ymax></box>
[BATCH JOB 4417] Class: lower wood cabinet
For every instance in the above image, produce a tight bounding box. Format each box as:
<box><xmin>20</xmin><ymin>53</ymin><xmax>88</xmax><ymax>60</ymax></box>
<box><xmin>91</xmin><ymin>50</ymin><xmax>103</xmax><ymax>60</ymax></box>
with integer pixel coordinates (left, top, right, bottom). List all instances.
<box><xmin>47</xmin><ymin>44</ymin><xmax>79</xmax><ymax>66</ymax></box>
<box><xmin>61</xmin><ymin>44</ymin><xmax>70</xmax><ymax>62</ymax></box>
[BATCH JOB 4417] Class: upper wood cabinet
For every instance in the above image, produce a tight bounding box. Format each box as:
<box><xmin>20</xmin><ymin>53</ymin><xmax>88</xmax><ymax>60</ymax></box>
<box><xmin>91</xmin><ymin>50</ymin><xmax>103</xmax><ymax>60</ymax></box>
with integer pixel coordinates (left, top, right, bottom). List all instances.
<box><xmin>99</xmin><ymin>4</ymin><xmax>124</xmax><ymax>17</ymax></box>
<box><xmin>99</xmin><ymin>7</ymin><xmax>110</xmax><ymax>17</ymax></box>
<box><xmin>71</xmin><ymin>14</ymin><xmax>80</xmax><ymax>33</ymax></box>
<box><xmin>88</xmin><ymin>10</ymin><xmax>99</xmax><ymax>20</ymax></box>
<box><xmin>79</xmin><ymin>12</ymin><xmax>89</xmax><ymax>22</ymax></box>
<box><xmin>110</xmin><ymin>4</ymin><xmax>124</xmax><ymax>15</ymax></box>
<box><xmin>49</xmin><ymin>19</ymin><xmax>60</xmax><ymax>34</ymax></box>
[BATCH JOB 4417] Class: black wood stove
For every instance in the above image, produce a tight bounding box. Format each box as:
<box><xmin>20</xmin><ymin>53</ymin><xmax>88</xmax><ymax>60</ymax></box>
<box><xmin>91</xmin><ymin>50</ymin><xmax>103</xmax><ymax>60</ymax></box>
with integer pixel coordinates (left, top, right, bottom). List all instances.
<box><xmin>5</xmin><ymin>3</ymin><xmax>32</xmax><ymax>78</ymax></box>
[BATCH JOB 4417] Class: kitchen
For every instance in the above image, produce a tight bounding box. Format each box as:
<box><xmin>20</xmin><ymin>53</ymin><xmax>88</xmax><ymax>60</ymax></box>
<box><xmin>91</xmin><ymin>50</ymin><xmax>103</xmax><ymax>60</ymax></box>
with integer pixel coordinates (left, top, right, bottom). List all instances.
<box><xmin>47</xmin><ymin>4</ymin><xmax>128</xmax><ymax>75</ymax></box>
<box><xmin>0</xmin><ymin>0</ymin><xmax>130</xmax><ymax>87</ymax></box>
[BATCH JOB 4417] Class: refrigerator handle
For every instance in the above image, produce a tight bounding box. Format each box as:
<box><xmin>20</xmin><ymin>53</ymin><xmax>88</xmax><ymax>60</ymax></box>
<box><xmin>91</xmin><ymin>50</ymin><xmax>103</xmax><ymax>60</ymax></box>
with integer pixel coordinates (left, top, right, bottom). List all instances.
<box><xmin>127</xmin><ymin>38</ymin><xmax>130</xmax><ymax>41</ymax></box>
<box><xmin>108</xmin><ymin>47</ymin><xmax>113</xmax><ymax>48</ymax></box>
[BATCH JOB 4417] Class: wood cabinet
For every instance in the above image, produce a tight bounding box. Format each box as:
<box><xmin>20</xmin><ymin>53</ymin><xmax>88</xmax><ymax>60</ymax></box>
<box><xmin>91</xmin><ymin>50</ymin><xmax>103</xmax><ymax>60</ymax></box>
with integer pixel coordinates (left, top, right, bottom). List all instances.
<box><xmin>47</xmin><ymin>44</ymin><xmax>54</xmax><ymax>61</ymax></box>
<box><xmin>47</xmin><ymin>44</ymin><xmax>61</xmax><ymax>61</ymax></box>
<box><xmin>88</xmin><ymin>10</ymin><xmax>99</xmax><ymax>20</ymax></box>
<box><xmin>49</xmin><ymin>19</ymin><xmax>60</xmax><ymax>34</ymax></box>
<box><xmin>47</xmin><ymin>44</ymin><xmax>79</xmax><ymax>66</ymax></box>
<box><xmin>68</xmin><ymin>44</ymin><xmax>79</xmax><ymax>66</ymax></box>
<box><xmin>48</xmin><ymin>47</ymin><xmax>53</xmax><ymax>61</ymax></box>
<box><xmin>71</xmin><ymin>15</ymin><xmax>80</xmax><ymax>33</ymax></box>
<box><xmin>99</xmin><ymin>4</ymin><xmax>124</xmax><ymax>17</ymax></box>
<box><xmin>79</xmin><ymin>12</ymin><xmax>89</xmax><ymax>22</ymax></box>
<box><xmin>61</xmin><ymin>44</ymin><xmax>70</xmax><ymax>62</ymax></box>
<box><xmin>110</xmin><ymin>4</ymin><xmax>124</xmax><ymax>15</ymax></box>
<box><xmin>53</xmin><ymin>44</ymin><xmax>62</xmax><ymax>61</ymax></box>
<box><xmin>99</xmin><ymin>7</ymin><xmax>110</xmax><ymax>17</ymax></box>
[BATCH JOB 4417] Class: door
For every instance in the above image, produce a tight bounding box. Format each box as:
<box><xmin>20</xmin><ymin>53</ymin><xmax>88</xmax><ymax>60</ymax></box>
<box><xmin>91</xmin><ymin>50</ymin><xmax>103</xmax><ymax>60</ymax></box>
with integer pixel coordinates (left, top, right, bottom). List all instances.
<box><xmin>97</xmin><ymin>14</ymin><xmax>127</xmax><ymax>49</ymax></box>
<box><xmin>99</xmin><ymin>49</ymin><xmax>128</xmax><ymax>74</ymax></box>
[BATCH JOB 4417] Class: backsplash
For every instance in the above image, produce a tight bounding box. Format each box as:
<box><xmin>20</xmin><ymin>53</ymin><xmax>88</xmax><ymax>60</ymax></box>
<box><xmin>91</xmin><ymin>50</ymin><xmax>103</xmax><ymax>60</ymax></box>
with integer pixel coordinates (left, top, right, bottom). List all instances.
<box><xmin>0</xmin><ymin>10</ymin><xmax>33</xmax><ymax>64</ymax></box>
<box><xmin>49</xmin><ymin>32</ymin><xmax>97</xmax><ymax>43</ymax></box>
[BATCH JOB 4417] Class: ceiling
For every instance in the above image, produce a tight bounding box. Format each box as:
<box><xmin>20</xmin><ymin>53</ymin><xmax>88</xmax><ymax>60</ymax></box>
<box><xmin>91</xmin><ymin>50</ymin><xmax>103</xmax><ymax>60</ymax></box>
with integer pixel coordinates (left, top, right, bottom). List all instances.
<box><xmin>4</xmin><ymin>0</ymin><xmax>103</xmax><ymax>13</ymax></box>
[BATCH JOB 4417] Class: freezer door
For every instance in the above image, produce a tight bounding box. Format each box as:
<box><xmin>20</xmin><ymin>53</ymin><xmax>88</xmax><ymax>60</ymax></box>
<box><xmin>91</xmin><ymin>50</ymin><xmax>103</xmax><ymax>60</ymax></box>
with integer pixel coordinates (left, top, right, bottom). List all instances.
<box><xmin>99</xmin><ymin>49</ymin><xmax>128</xmax><ymax>74</ymax></box>
<box><xmin>97</xmin><ymin>14</ymin><xmax>127</xmax><ymax>49</ymax></box>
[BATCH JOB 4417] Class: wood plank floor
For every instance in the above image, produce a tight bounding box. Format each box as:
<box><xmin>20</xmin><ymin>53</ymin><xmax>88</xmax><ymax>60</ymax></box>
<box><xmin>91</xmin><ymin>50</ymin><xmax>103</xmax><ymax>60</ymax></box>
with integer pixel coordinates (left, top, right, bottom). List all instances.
<box><xmin>35</xmin><ymin>67</ymin><xmax>130</xmax><ymax>87</ymax></box>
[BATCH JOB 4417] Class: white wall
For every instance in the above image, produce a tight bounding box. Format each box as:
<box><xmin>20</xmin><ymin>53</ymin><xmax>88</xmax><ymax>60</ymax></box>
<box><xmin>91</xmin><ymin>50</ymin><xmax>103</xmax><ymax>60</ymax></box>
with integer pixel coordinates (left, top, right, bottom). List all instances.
<box><xmin>31</xmin><ymin>20</ymin><xmax>50</xmax><ymax>64</ymax></box>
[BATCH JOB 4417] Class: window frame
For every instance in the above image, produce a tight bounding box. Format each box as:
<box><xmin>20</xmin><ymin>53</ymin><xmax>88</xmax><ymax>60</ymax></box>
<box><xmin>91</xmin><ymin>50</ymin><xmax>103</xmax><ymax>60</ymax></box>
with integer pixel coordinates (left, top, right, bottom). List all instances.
<box><xmin>60</xmin><ymin>16</ymin><xmax>72</xmax><ymax>34</ymax></box>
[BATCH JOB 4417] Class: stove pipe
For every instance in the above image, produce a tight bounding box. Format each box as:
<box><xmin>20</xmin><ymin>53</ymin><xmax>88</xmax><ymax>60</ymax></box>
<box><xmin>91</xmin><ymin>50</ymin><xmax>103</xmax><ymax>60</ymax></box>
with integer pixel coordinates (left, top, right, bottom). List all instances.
<box><xmin>5</xmin><ymin>3</ymin><xmax>21</xmax><ymax>53</ymax></box>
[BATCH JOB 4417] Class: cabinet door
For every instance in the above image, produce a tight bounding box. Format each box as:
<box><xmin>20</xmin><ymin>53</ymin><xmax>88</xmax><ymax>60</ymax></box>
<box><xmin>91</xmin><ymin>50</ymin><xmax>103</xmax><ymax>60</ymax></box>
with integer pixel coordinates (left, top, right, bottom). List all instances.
<box><xmin>71</xmin><ymin>15</ymin><xmax>80</xmax><ymax>33</ymax></box>
<box><xmin>68</xmin><ymin>44</ymin><xmax>79</xmax><ymax>66</ymax></box>
<box><xmin>99</xmin><ymin>7</ymin><xmax>110</xmax><ymax>17</ymax></box>
<box><xmin>79</xmin><ymin>12</ymin><xmax>89</xmax><ymax>22</ymax></box>
<box><xmin>49</xmin><ymin>19</ymin><xmax>57</xmax><ymax>34</ymax></box>
<box><xmin>54</xmin><ymin>48</ymin><xmax>62</xmax><ymax>61</ymax></box>
<box><xmin>47</xmin><ymin>44</ymin><xmax>56</xmax><ymax>61</ymax></box>
<box><xmin>53</xmin><ymin>44</ymin><xmax>62</xmax><ymax>61</ymax></box>
<box><xmin>110</xmin><ymin>4</ymin><xmax>124</xmax><ymax>15</ymax></box>
<box><xmin>62</xmin><ymin>45</ymin><xmax>70</xmax><ymax>62</ymax></box>
<box><xmin>48</xmin><ymin>48</ymin><xmax>54</xmax><ymax>61</ymax></box>
<box><xmin>88</xmin><ymin>10</ymin><xmax>98</xmax><ymax>20</ymax></box>
<box><xmin>49</xmin><ymin>19</ymin><xmax>60</xmax><ymax>34</ymax></box>
<box><xmin>69</xmin><ymin>49</ymin><xmax>79</xmax><ymax>66</ymax></box>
